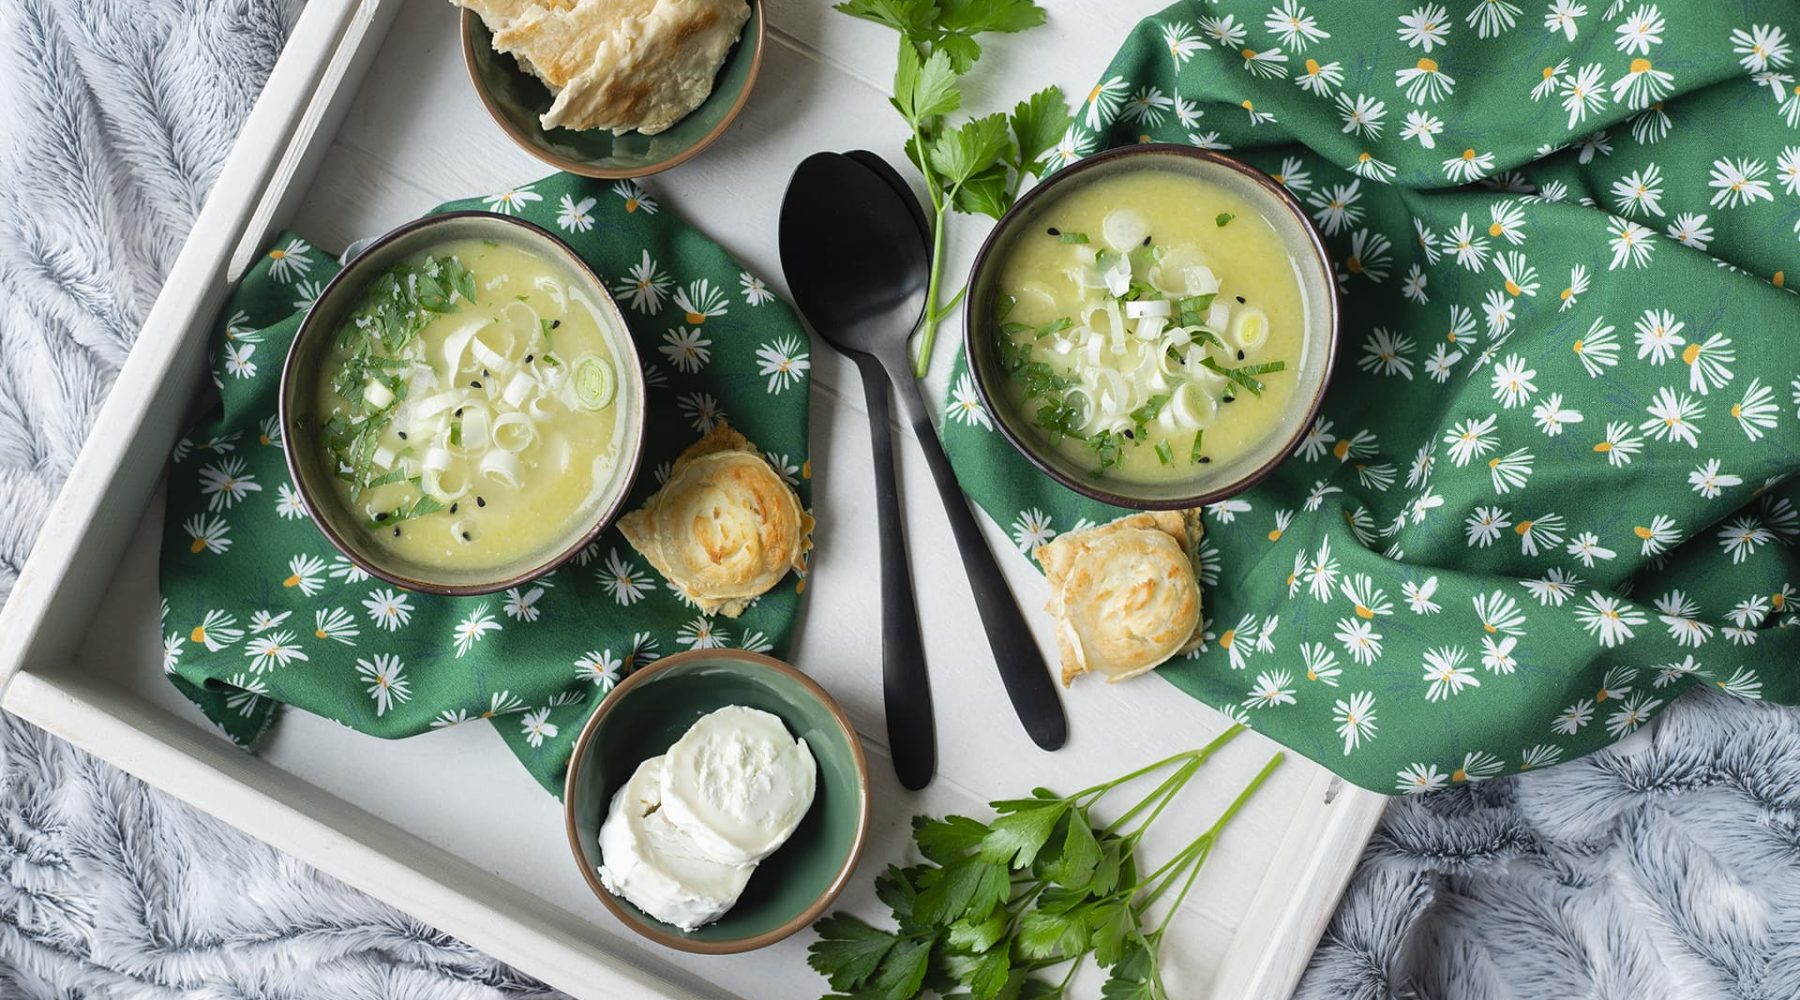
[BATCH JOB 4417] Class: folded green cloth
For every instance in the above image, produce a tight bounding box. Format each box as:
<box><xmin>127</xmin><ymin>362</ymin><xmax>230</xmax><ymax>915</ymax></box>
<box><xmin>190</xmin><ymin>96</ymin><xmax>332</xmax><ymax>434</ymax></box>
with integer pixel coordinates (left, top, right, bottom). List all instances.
<box><xmin>942</xmin><ymin>0</ymin><xmax>1800</xmax><ymax>793</ymax></box>
<box><xmin>159</xmin><ymin>173</ymin><xmax>813</xmax><ymax>795</ymax></box>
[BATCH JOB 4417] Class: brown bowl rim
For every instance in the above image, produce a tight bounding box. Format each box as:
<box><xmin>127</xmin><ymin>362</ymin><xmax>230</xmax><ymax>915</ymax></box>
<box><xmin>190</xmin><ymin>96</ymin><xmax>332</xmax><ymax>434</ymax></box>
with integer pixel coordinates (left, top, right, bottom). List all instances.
<box><xmin>458</xmin><ymin>0</ymin><xmax>766</xmax><ymax>180</ymax></box>
<box><xmin>963</xmin><ymin>143</ymin><xmax>1341</xmax><ymax>511</ymax></box>
<box><xmin>277</xmin><ymin>210</ymin><xmax>648</xmax><ymax>597</ymax></box>
<box><xmin>561</xmin><ymin>648</ymin><xmax>872</xmax><ymax>955</ymax></box>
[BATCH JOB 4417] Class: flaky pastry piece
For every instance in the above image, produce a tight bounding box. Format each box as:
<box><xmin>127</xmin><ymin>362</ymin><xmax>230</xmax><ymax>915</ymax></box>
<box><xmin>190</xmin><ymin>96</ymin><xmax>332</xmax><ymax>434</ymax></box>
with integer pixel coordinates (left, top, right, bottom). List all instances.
<box><xmin>1032</xmin><ymin>512</ymin><xmax>1205</xmax><ymax>686</ymax></box>
<box><xmin>459</xmin><ymin>0</ymin><xmax>751</xmax><ymax>136</ymax></box>
<box><xmin>618</xmin><ymin>423</ymin><xmax>812</xmax><ymax>618</ymax></box>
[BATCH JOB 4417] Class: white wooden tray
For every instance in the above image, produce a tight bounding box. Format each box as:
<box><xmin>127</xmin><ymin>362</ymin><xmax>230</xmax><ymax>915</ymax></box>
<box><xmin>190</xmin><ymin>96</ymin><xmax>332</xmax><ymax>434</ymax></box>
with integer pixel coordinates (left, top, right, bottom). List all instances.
<box><xmin>0</xmin><ymin>1</ymin><xmax>1386</xmax><ymax>997</ymax></box>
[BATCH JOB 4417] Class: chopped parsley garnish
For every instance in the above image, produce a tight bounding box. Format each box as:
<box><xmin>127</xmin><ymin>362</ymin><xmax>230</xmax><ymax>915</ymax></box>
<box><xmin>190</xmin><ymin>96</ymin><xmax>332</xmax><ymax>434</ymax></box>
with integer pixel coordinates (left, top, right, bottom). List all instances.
<box><xmin>1216</xmin><ymin>212</ymin><xmax>1235</xmax><ymax>227</ymax></box>
<box><xmin>323</xmin><ymin>254</ymin><xmax>475</xmax><ymax>509</ymax></box>
<box><xmin>1058</xmin><ymin>231</ymin><xmax>1090</xmax><ymax>244</ymax></box>
<box><xmin>1128</xmin><ymin>393</ymin><xmax>1170</xmax><ymax>436</ymax></box>
<box><xmin>1088</xmin><ymin>429</ymin><xmax>1121</xmax><ymax>471</ymax></box>
<box><xmin>1200</xmin><ymin>357</ymin><xmax>1286</xmax><ymax>397</ymax></box>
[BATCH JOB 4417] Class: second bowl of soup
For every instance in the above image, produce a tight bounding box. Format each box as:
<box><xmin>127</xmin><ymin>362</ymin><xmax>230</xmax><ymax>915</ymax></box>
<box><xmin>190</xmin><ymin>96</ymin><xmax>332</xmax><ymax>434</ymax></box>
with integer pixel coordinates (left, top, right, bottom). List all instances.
<box><xmin>965</xmin><ymin>145</ymin><xmax>1338</xmax><ymax>509</ymax></box>
<box><xmin>280</xmin><ymin>213</ymin><xmax>646</xmax><ymax>594</ymax></box>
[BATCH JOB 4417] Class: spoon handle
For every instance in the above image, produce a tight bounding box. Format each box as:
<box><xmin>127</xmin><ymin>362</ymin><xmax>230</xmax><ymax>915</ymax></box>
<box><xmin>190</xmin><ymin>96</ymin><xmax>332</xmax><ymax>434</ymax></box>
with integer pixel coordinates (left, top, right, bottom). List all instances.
<box><xmin>889</xmin><ymin>375</ymin><xmax>1068</xmax><ymax>751</ymax></box>
<box><xmin>852</xmin><ymin>353</ymin><xmax>937</xmax><ymax>790</ymax></box>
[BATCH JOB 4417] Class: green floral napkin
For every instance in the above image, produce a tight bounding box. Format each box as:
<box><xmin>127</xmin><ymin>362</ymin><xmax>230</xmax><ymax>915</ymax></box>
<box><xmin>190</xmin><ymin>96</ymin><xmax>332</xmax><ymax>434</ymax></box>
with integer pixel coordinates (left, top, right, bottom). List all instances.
<box><xmin>942</xmin><ymin>0</ymin><xmax>1800</xmax><ymax>794</ymax></box>
<box><xmin>159</xmin><ymin>173</ymin><xmax>812</xmax><ymax>795</ymax></box>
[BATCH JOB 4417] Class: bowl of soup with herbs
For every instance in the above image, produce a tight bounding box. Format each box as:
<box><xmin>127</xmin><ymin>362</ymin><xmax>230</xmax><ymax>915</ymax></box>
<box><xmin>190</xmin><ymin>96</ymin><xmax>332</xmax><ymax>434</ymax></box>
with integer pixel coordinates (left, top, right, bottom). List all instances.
<box><xmin>966</xmin><ymin>145</ymin><xmax>1338</xmax><ymax>509</ymax></box>
<box><xmin>280</xmin><ymin>213</ymin><xmax>646</xmax><ymax>594</ymax></box>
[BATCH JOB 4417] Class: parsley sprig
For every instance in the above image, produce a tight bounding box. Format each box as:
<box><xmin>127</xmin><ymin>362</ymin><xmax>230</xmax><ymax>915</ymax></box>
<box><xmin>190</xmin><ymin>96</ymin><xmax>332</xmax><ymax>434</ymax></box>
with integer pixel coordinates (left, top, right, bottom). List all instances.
<box><xmin>322</xmin><ymin>254</ymin><xmax>475</xmax><ymax>522</ymax></box>
<box><xmin>834</xmin><ymin>0</ymin><xmax>1073</xmax><ymax>378</ymax></box>
<box><xmin>809</xmin><ymin>727</ymin><xmax>1283</xmax><ymax>999</ymax></box>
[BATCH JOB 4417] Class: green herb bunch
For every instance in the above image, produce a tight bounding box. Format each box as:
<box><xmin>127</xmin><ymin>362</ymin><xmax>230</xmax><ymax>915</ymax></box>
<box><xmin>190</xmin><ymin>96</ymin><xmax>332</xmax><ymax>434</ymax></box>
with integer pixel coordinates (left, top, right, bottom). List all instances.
<box><xmin>322</xmin><ymin>254</ymin><xmax>477</xmax><ymax>524</ymax></box>
<box><xmin>832</xmin><ymin>0</ymin><xmax>1074</xmax><ymax>378</ymax></box>
<box><xmin>808</xmin><ymin>727</ymin><xmax>1282</xmax><ymax>999</ymax></box>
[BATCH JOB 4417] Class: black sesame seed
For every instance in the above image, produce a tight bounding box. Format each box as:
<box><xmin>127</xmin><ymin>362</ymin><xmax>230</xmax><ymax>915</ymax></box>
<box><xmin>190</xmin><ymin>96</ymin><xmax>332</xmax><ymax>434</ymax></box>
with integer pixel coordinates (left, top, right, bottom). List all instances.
<box><xmin>1047</xmin><ymin>226</ymin><xmax>1061</xmax><ymax>236</ymax></box>
<box><xmin>482</xmin><ymin>368</ymin><xmax>489</xmax><ymax>378</ymax></box>
<box><xmin>396</xmin><ymin>431</ymin><xmax>407</xmax><ymax>440</ymax></box>
<box><xmin>1236</xmin><ymin>350</ymin><xmax>1246</xmax><ymax>360</ymax></box>
<box><xmin>1223</xmin><ymin>395</ymin><xmax>1236</xmax><ymax>403</ymax></box>
<box><xmin>374</xmin><ymin>512</ymin><xmax>387</xmax><ymax>522</ymax></box>
<box><xmin>1235</xmin><ymin>295</ymin><xmax>1246</xmax><ymax>304</ymax></box>
<box><xmin>1199</xmin><ymin>456</ymin><xmax>1212</xmax><ymax>464</ymax></box>
<box><xmin>524</xmin><ymin>354</ymin><xmax>534</xmax><ymax>364</ymax></box>
<box><xmin>550</xmin><ymin>320</ymin><xmax>561</xmax><ymax>329</ymax></box>
<box><xmin>455</xmin><ymin>407</ymin><xmax>464</xmax><ymax>417</ymax></box>
<box><xmin>449</xmin><ymin>503</ymin><xmax>458</xmax><ymax>514</ymax></box>
<box><xmin>470</xmin><ymin>380</ymin><xmax>482</xmax><ymax>389</ymax></box>
<box><xmin>476</xmin><ymin>496</ymin><xmax>486</xmax><ymax>508</ymax></box>
<box><xmin>461</xmin><ymin>531</ymin><xmax>471</xmax><ymax>541</ymax></box>
<box><xmin>1142</xmin><ymin>235</ymin><xmax>1152</xmax><ymax>246</ymax></box>
<box><xmin>393</xmin><ymin>526</ymin><xmax>401</xmax><ymax>537</ymax></box>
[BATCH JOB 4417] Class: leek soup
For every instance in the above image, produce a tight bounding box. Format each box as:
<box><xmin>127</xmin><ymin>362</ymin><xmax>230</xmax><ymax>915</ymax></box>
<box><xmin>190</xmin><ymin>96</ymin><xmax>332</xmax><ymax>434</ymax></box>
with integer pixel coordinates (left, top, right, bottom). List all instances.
<box><xmin>992</xmin><ymin>171</ymin><xmax>1305</xmax><ymax>484</ymax></box>
<box><xmin>313</xmin><ymin>238</ymin><xmax>627</xmax><ymax>574</ymax></box>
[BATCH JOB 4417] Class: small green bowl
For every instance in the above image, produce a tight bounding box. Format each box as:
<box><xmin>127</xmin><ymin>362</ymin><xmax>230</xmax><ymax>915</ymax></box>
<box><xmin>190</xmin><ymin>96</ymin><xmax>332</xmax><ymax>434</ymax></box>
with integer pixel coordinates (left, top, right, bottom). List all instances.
<box><xmin>460</xmin><ymin>1</ymin><xmax>765</xmax><ymax>179</ymax></box>
<box><xmin>564</xmin><ymin>649</ymin><xmax>870</xmax><ymax>953</ymax></box>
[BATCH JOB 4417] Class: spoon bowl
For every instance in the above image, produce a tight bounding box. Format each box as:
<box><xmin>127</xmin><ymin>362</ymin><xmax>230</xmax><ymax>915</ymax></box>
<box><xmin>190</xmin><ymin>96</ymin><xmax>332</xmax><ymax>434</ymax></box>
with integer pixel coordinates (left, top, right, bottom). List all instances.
<box><xmin>781</xmin><ymin>154</ymin><xmax>930</xmax><ymax>361</ymax></box>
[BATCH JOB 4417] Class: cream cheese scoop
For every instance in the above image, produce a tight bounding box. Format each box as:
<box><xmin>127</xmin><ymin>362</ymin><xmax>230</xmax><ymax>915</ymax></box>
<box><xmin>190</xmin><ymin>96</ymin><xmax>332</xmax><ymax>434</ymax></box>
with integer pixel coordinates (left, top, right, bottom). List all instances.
<box><xmin>657</xmin><ymin>706</ymin><xmax>817</xmax><ymax>866</ymax></box>
<box><xmin>596</xmin><ymin>755</ymin><xmax>754</xmax><ymax>932</ymax></box>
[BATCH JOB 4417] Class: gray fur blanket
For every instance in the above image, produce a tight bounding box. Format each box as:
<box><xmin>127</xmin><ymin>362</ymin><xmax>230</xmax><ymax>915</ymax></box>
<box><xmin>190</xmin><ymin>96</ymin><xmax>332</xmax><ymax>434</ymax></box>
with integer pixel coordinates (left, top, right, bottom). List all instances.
<box><xmin>1</xmin><ymin>2</ymin><xmax>1795</xmax><ymax>998</ymax></box>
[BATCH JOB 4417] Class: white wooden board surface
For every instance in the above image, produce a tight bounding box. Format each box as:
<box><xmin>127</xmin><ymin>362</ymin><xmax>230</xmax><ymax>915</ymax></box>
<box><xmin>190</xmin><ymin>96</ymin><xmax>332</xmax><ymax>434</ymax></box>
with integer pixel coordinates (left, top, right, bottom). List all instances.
<box><xmin>0</xmin><ymin>1</ymin><xmax>1387</xmax><ymax>998</ymax></box>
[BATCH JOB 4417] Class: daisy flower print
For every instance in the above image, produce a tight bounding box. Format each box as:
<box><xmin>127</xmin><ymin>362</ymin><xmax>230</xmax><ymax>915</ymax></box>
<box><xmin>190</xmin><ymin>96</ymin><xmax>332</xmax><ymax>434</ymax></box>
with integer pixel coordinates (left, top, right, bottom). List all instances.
<box><xmin>755</xmin><ymin>335</ymin><xmax>811</xmax><ymax>394</ymax></box>
<box><xmin>481</xmin><ymin>185</ymin><xmax>541</xmax><ymax>215</ymax></box>
<box><xmin>1466</xmin><ymin>0</ymin><xmax>1521</xmax><ymax>39</ymax></box>
<box><xmin>1401</xmin><ymin>111</ymin><xmax>1444</xmax><ymax>149</ymax></box>
<box><xmin>574</xmin><ymin>649</ymin><xmax>624</xmax><ymax>689</ymax></box>
<box><xmin>1296</xmin><ymin>58</ymin><xmax>1344</xmax><ymax>97</ymax></box>
<box><xmin>1543</xmin><ymin>1</ymin><xmax>1584</xmax><ymax>41</ymax></box>
<box><xmin>357</xmin><ymin>655</ymin><xmax>410</xmax><ymax>717</ymax></box>
<box><xmin>1398</xmin><ymin>4</ymin><xmax>1451</xmax><ymax>51</ymax></box>
<box><xmin>1265</xmin><ymin>0</ymin><xmax>1328</xmax><ymax>51</ymax></box>
<box><xmin>556</xmin><ymin>194</ymin><xmax>596</xmax><ymax>233</ymax></box>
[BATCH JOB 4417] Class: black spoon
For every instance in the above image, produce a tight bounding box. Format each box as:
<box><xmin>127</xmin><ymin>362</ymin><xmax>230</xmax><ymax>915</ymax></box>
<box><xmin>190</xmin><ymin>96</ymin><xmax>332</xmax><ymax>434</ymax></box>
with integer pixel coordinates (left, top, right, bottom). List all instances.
<box><xmin>780</xmin><ymin>152</ymin><xmax>937</xmax><ymax>790</ymax></box>
<box><xmin>785</xmin><ymin>151</ymin><xmax>1069</xmax><ymax>753</ymax></box>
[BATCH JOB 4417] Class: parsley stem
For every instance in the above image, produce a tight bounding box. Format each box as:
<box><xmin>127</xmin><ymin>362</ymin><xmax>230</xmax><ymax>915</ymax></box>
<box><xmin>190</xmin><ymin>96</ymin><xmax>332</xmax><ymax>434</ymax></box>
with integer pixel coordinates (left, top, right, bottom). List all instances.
<box><xmin>1056</xmin><ymin>953</ymin><xmax>1085</xmax><ymax>993</ymax></box>
<box><xmin>1136</xmin><ymin>752</ymin><xmax>1284</xmax><ymax>917</ymax></box>
<box><xmin>931</xmin><ymin>282</ymin><xmax>967</xmax><ymax>324</ymax></box>
<box><xmin>1081</xmin><ymin>724</ymin><xmax>1244</xmax><ymax>806</ymax></box>
<box><xmin>1106</xmin><ymin>755</ymin><xmax>1202</xmax><ymax>839</ymax></box>
<box><xmin>912</xmin><ymin>200</ymin><xmax>952</xmax><ymax>379</ymax></box>
<box><xmin>1203</xmin><ymin>751</ymin><xmax>1284</xmax><ymax>840</ymax></box>
<box><xmin>1071</xmin><ymin>742</ymin><xmax>1210</xmax><ymax>806</ymax></box>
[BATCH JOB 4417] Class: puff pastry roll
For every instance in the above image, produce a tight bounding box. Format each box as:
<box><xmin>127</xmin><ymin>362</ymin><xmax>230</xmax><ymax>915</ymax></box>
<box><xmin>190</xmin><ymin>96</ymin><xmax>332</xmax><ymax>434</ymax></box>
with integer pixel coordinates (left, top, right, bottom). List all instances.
<box><xmin>618</xmin><ymin>424</ymin><xmax>812</xmax><ymax>618</ymax></box>
<box><xmin>1032</xmin><ymin>511</ymin><xmax>1204</xmax><ymax>686</ymax></box>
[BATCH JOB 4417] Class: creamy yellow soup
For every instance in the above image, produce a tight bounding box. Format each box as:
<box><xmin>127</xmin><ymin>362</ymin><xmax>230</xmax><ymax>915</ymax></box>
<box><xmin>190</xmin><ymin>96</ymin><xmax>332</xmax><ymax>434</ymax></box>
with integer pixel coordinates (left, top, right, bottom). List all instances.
<box><xmin>315</xmin><ymin>239</ymin><xmax>625</xmax><ymax>572</ymax></box>
<box><xmin>994</xmin><ymin>171</ymin><xmax>1304</xmax><ymax>484</ymax></box>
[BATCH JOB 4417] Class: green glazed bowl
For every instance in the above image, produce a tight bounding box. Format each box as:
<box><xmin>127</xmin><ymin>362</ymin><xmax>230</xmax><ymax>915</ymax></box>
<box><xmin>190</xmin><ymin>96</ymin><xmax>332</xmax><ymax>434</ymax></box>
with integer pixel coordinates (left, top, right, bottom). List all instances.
<box><xmin>460</xmin><ymin>1</ymin><xmax>765</xmax><ymax>179</ymax></box>
<box><xmin>563</xmin><ymin>649</ymin><xmax>871</xmax><ymax>953</ymax></box>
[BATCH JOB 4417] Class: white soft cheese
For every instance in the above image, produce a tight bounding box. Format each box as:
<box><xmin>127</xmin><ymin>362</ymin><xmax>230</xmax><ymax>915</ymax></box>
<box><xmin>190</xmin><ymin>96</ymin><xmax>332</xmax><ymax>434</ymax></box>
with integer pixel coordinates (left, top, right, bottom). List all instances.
<box><xmin>657</xmin><ymin>706</ymin><xmax>818</xmax><ymax>866</ymax></box>
<box><xmin>595</xmin><ymin>756</ymin><xmax>754</xmax><ymax>932</ymax></box>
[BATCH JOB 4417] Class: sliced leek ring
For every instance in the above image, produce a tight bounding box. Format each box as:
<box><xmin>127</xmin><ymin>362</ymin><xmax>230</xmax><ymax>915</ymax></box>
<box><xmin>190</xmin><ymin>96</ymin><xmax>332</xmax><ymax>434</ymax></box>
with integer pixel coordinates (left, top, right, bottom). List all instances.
<box><xmin>574</xmin><ymin>354</ymin><xmax>615</xmax><ymax>410</ymax></box>
<box><xmin>1230</xmin><ymin>306</ymin><xmax>1270</xmax><ymax>352</ymax></box>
